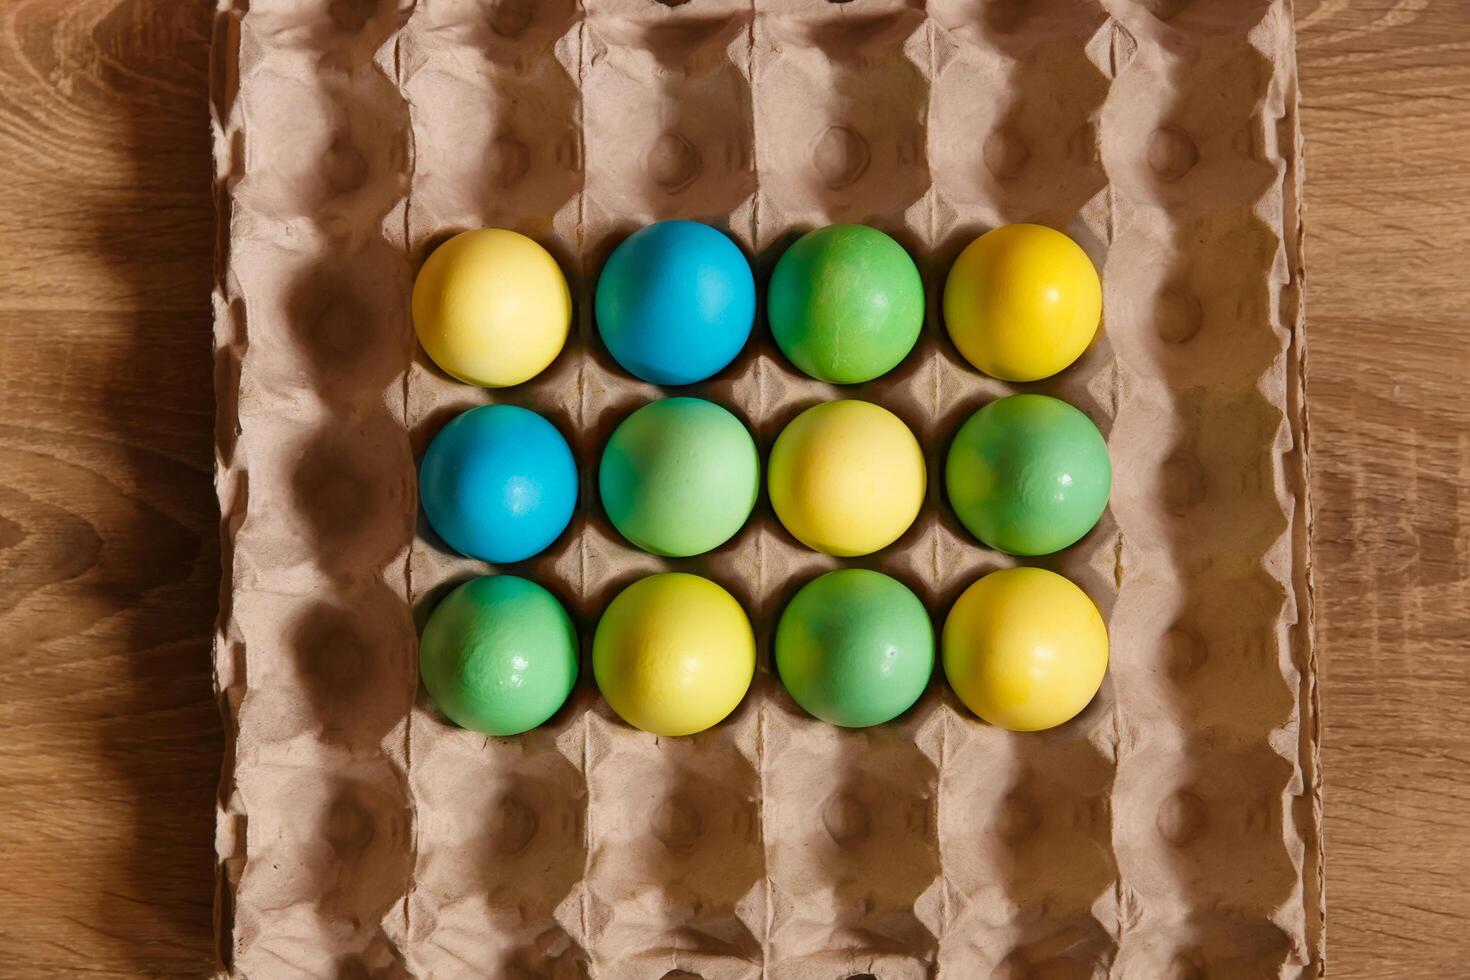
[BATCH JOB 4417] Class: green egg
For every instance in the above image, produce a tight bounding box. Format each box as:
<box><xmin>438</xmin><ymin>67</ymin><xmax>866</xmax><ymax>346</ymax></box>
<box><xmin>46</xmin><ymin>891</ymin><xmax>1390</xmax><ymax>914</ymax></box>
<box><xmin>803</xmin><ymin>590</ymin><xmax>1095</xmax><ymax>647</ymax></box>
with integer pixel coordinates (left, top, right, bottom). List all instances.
<box><xmin>945</xmin><ymin>394</ymin><xmax>1111</xmax><ymax>556</ymax></box>
<box><xmin>419</xmin><ymin>575</ymin><xmax>579</xmax><ymax>737</ymax></box>
<box><xmin>775</xmin><ymin>569</ymin><xmax>935</xmax><ymax>728</ymax></box>
<box><xmin>599</xmin><ymin>397</ymin><xmax>760</xmax><ymax>558</ymax></box>
<box><xmin>768</xmin><ymin>224</ymin><xmax>925</xmax><ymax>384</ymax></box>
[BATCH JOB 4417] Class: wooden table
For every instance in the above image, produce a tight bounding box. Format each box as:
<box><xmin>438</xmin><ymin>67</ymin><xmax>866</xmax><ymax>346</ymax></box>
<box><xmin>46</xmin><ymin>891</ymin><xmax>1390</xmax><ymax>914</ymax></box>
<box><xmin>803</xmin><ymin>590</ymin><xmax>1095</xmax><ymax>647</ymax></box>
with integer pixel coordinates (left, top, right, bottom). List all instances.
<box><xmin>0</xmin><ymin>1</ymin><xmax>1464</xmax><ymax>976</ymax></box>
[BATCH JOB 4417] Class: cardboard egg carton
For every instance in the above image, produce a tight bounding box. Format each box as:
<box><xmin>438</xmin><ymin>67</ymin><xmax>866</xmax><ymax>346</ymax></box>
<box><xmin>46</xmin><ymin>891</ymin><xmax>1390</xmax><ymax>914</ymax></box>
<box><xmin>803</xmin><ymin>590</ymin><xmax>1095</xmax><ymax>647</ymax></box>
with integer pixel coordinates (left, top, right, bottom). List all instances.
<box><xmin>210</xmin><ymin>0</ymin><xmax>1319</xmax><ymax>976</ymax></box>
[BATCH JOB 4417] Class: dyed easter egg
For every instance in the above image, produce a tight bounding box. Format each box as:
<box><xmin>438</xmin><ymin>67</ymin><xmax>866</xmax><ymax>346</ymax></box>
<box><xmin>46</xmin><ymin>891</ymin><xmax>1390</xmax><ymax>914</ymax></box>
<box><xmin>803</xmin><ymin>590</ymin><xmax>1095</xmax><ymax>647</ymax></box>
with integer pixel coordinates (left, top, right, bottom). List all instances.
<box><xmin>775</xmin><ymin>569</ymin><xmax>934</xmax><ymax>728</ymax></box>
<box><xmin>419</xmin><ymin>404</ymin><xmax>577</xmax><ymax>563</ymax></box>
<box><xmin>412</xmin><ymin>228</ymin><xmax>571</xmax><ymax>388</ymax></box>
<box><xmin>599</xmin><ymin>397</ymin><xmax>759</xmax><ymax>558</ymax></box>
<box><xmin>942</xmin><ymin>567</ymin><xmax>1108</xmax><ymax>732</ymax></box>
<box><xmin>419</xmin><ymin>575</ymin><xmax>578</xmax><ymax>736</ymax></box>
<box><xmin>595</xmin><ymin>220</ymin><xmax>756</xmax><ymax>385</ymax></box>
<box><xmin>768</xmin><ymin>400</ymin><xmax>925</xmax><ymax>557</ymax></box>
<box><xmin>946</xmin><ymin>394</ymin><xmax>1110</xmax><ymax>556</ymax></box>
<box><xmin>767</xmin><ymin>224</ymin><xmax>924</xmax><ymax>384</ymax></box>
<box><xmin>592</xmin><ymin>573</ymin><xmax>755</xmax><ymax>736</ymax></box>
<box><xmin>943</xmin><ymin>223</ymin><xmax>1102</xmax><ymax>381</ymax></box>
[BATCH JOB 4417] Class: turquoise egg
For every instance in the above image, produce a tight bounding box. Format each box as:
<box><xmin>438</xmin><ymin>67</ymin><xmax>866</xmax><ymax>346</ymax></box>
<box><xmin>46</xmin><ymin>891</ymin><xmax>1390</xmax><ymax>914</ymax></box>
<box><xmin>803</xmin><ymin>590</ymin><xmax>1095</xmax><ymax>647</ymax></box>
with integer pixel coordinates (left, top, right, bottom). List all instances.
<box><xmin>419</xmin><ymin>404</ymin><xmax>578</xmax><ymax>563</ymax></box>
<box><xmin>595</xmin><ymin>221</ymin><xmax>756</xmax><ymax>386</ymax></box>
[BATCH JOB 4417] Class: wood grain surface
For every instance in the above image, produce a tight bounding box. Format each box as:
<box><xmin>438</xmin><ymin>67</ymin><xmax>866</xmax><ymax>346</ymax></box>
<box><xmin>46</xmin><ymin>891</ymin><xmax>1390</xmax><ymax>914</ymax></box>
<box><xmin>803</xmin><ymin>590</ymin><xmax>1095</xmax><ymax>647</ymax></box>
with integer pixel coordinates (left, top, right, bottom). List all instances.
<box><xmin>0</xmin><ymin>1</ymin><xmax>1464</xmax><ymax>977</ymax></box>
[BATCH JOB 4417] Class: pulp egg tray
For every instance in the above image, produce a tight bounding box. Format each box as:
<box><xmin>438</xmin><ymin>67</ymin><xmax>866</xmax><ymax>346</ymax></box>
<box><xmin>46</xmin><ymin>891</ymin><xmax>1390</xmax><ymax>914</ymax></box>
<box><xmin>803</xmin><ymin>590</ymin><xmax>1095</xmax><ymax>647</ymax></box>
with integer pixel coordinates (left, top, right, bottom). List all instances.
<box><xmin>210</xmin><ymin>0</ymin><xmax>1320</xmax><ymax>976</ymax></box>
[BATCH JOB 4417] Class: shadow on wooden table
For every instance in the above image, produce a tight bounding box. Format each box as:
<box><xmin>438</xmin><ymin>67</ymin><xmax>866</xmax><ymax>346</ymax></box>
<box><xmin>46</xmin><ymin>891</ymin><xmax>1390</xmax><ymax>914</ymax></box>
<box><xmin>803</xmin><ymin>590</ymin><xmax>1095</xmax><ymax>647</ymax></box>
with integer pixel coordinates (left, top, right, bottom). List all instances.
<box><xmin>82</xmin><ymin>1</ymin><xmax>221</xmax><ymax>975</ymax></box>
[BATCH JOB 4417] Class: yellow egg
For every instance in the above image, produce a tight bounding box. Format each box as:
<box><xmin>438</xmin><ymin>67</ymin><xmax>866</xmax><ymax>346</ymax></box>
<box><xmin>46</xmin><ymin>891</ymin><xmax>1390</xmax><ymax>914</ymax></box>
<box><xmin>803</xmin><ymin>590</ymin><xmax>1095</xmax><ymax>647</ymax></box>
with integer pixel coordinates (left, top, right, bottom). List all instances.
<box><xmin>593</xmin><ymin>573</ymin><xmax>755</xmax><ymax>736</ymax></box>
<box><xmin>768</xmin><ymin>400</ymin><xmax>926</xmax><ymax>557</ymax></box>
<box><xmin>412</xmin><ymin>228</ymin><xmax>571</xmax><ymax>388</ymax></box>
<box><xmin>943</xmin><ymin>223</ymin><xmax>1102</xmax><ymax>382</ymax></box>
<box><xmin>942</xmin><ymin>567</ymin><xmax>1108</xmax><ymax>732</ymax></box>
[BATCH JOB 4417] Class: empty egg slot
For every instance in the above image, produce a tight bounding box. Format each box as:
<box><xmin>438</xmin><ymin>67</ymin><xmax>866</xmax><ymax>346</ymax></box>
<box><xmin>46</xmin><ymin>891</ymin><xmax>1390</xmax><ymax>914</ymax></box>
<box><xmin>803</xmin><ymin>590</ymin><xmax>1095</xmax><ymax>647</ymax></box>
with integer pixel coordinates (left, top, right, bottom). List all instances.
<box><xmin>753</xmin><ymin>0</ymin><xmax>930</xmax><ymax>234</ymax></box>
<box><xmin>1112</xmin><ymin>740</ymin><xmax>1304</xmax><ymax>968</ymax></box>
<box><xmin>401</xmin><ymin>54</ymin><xmax>582</xmax><ymax>237</ymax></box>
<box><xmin>762</xmin><ymin>716</ymin><xmax>940</xmax><ymax>975</ymax></box>
<box><xmin>929</xmin><ymin>1</ymin><xmax>1111</xmax><ymax>231</ymax></box>
<box><xmin>1100</xmin><ymin>28</ymin><xmax>1278</xmax><ymax>215</ymax></box>
<box><xmin>584</xmin><ymin>0</ymin><xmax>756</xmax><ymax>225</ymax></box>
<box><xmin>232</xmin><ymin>761</ymin><xmax>412</xmax><ymax>977</ymax></box>
<box><xmin>234</xmin><ymin>584</ymin><xmax>416</xmax><ymax>755</ymax></box>
<box><xmin>1104</xmin><ymin>213</ymin><xmax>1286</xmax><ymax>389</ymax></box>
<box><xmin>234</xmin><ymin>63</ymin><xmax>408</xmax><ymax>231</ymax></box>
<box><xmin>228</xmin><ymin>413</ymin><xmax>412</xmax><ymax>590</ymax></box>
<box><xmin>582</xmin><ymin>716</ymin><xmax>766</xmax><ymax>976</ymax></box>
<box><xmin>933</xmin><ymin>719</ymin><xmax>1119</xmax><ymax>976</ymax></box>
<box><xmin>405</xmin><ymin>727</ymin><xmax>591</xmax><ymax>977</ymax></box>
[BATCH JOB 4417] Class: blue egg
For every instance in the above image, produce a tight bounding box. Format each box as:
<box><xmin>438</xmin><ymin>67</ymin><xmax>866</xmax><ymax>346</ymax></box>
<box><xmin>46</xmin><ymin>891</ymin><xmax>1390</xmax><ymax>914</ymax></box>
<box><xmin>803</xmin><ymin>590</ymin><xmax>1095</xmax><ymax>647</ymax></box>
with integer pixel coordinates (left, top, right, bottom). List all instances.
<box><xmin>595</xmin><ymin>220</ymin><xmax>756</xmax><ymax>385</ymax></box>
<box><xmin>419</xmin><ymin>405</ymin><xmax>578</xmax><ymax>563</ymax></box>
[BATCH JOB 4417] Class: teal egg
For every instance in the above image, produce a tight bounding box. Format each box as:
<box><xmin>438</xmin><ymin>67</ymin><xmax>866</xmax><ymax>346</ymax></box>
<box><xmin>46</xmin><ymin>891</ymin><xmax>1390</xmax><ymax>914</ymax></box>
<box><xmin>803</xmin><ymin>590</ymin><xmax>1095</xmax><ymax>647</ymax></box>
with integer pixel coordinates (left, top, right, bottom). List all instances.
<box><xmin>595</xmin><ymin>221</ymin><xmax>755</xmax><ymax>385</ymax></box>
<box><xmin>945</xmin><ymin>394</ymin><xmax>1111</xmax><ymax>556</ymax></box>
<box><xmin>599</xmin><ymin>397</ymin><xmax>760</xmax><ymax>557</ymax></box>
<box><xmin>775</xmin><ymin>569</ymin><xmax>935</xmax><ymax>728</ymax></box>
<box><xmin>419</xmin><ymin>576</ymin><xmax>578</xmax><ymax>736</ymax></box>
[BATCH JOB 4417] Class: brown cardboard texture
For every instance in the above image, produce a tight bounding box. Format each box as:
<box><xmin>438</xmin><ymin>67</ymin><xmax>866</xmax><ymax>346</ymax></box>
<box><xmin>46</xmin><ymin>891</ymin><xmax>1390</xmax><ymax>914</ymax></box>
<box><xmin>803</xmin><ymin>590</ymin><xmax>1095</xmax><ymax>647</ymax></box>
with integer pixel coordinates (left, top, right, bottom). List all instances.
<box><xmin>211</xmin><ymin>1</ymin><xmax>1320</xmax><ymax>977</ymax></box>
